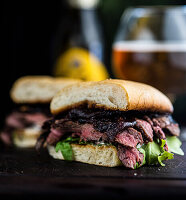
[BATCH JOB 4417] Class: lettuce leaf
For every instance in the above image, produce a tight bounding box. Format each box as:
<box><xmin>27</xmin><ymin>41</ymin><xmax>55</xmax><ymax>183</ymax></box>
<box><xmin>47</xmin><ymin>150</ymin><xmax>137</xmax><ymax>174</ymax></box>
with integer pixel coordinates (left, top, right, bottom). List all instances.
<box><xmin>63</xmin><ymin>137</ymin><xmax>79</xmax><ymax>143</ymax></box>
<box><xmin>136</xmin><ymin>135</ymin><xmax>184</xmax><ymax>167</ymax></box>
<box><xmin>158</xmin><ymin>151</ymin><xmax>174</xmax><ymax>166</ymax></box>
<box><xmin>134</xmin><ymin>148</ymin><xmax>146</xmax><ymax>169</ymax></box>
<box><xmin>138</xmin><ymin>148</ymin><xmax>146</xmax><ymax>166</ymax></box>
<box><xmin>55</xmin><ymin>137</ymin><xmax>80</xmax><ymax>161</ymax></box>
<box><xmin>55</xmin><ymin>137</ymin><xmax>109</xmax><ymax>161</ymax></box>
<box><xmin>55</xmin><ymin>140</ymin><xmax>74</xmax><ymax>161</ymax></box>
<box><xmin>142</xmin><ymin>141</ymin><xmax>161</xmax><ymax>165</ymax></box>
<box><xmin>55</xmin><ymin>136</ymin><xmax>183</xmax><ymax>166</ymax></box>
<box><xmin>138</xmin><ymin>139</ymin><xmax>174</xmax><ymax>166</ymax></box>
<box><xmin>158</xmin><ymin>139</ymin><xmax>174</xmax><ymax>166</ymax></box>
<box><xmin>166</xmin><ymin>136</ymin><xmax>184</xmax><ymax>155</ymax></box>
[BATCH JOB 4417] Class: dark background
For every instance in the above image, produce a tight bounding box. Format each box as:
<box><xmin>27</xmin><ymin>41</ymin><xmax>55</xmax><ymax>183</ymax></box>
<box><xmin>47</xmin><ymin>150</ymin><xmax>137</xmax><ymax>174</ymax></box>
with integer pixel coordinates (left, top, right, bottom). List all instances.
<box><xmin>1</xmin><ymin>0</ymin><xmax>186</xmax><ymax>125</ymax></box>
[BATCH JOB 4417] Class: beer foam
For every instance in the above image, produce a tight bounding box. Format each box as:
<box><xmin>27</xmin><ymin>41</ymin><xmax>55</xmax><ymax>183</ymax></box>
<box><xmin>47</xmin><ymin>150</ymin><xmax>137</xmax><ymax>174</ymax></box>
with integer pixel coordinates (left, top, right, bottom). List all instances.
<box><xmin>113</xmin><ymin>41</ymin><xmax>186</xmax><ymax>52</ymax></box>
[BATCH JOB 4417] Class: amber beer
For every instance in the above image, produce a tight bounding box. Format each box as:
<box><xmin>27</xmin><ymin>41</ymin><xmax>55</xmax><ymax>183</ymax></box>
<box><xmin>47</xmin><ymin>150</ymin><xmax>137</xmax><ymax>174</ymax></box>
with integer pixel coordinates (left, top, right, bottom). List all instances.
<box><xmin>112</xmin><ymin>41</ymin><xmax>186</xmax><ymax>96</ymax></box>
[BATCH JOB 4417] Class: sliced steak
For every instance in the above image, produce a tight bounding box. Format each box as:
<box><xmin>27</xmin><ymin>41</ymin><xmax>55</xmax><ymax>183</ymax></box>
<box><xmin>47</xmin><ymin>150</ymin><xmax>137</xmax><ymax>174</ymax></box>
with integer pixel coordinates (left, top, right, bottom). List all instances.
<box><xmin>52</xmin><ymin>120</ymin><xmax>82</xmax><ymax>133</ymax></box>
<box><xmin>47</xmin><ymin>120</ymin><xmax>107</xmax><ymax>145</ymax></box>
<box><xmin>117</xmin><ymin>145</ymin><xmax>144</xmax><ymax>169</ymax></box>
<box><xmin>144</xmin><ymin>116</ymin><xmax>168</xmax><ymax>151</ymax></box>
<box><xmin>115</xmin><ymin>128</ymin><xmax>143</xmax><ymax>148</ymax></box>
<box><xmin>152</xmin><ymin>116</ymin><xmax>180</xmax><ymax>136</ymax></box>
<box><xmin>5</xmin><ymin>112</ymin><xmax>30</xmax><ymax>129</ymax></box>
<box><xmin>80</xmin><ymin>124</ymin><xmax>107</xmax><ymax>141</ymax></box>
<box><xmin>135</xmin><ymin>119</ymin><xmax>153</xmax><ymax>142</ymax></box>
<box><xmin>46</xmin><ymin>120</ymin><xmax>82</xmax><ymax>145</ymax></box>
<box><xmin>5</xmin><ymin>111</ymin><xmax>48</xmax><ymax>129</ymax></box>
<box><xmin>1</xmin><ymin>109</ymin><xmax>50</xmax><ymax>146</ymax></box>
<box><xmin>36</xmin><ymin>119</ymin><xmax>54</xmax><ymax>150</ymax></box>
<box><xmin>152</xmin><ymin>116</ymin><xmax>170</xmax><ymax>128</ymax></box>
<box><xmin>35</xmin><ymin>130</ymin><xmax>50</xmax><ymax>151</ymax></box>
<box><xmin>153</xmin><ymin>125</ymin><xmax>168</xmax><ymax>151</ymax></box>
<box><xmin>24</xmin><ymin>113</ymin><xmax>48</xmax><ymax>126</ymax></box>
<box><xmin>42</xmin><ymin>118</ymin><xmax>54</xmax><ymax>130</ymax></box>
<box><xmin>47</xmin><ymin>128</ymin><xmax>64</xmax><ymax>145</ymax></box>
<box><xmin>94</xmin><ymin>121</ymin><xmax>119</xmax><ymax>142</ymax></box>
<box><xmin>153</xmin><ymin>125</ymin><xmax>166</xmax><ymax>140</ymax></box>
<box><xmin>94</xmin><ymin>120</ymin><xmax>136</xmax><ymax>142</ymax></box>
<box><xmin>35</xmin><ymin>106</ymin><xmax>180</xmax><ymax>167</ymax></box>
<box><xmin>0</xmin><ymin>126</ymin><xmax>14</xmax><ymax>145</ymax></box>
<box><xmin>165</xmin><ymin>123</ymin><xmax>180</xmax><ymax>136</ymax></box>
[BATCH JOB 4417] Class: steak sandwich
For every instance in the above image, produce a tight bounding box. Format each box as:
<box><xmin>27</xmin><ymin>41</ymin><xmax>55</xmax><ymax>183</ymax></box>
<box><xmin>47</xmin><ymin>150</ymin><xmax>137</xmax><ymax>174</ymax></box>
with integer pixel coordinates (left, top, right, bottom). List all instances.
<box><xmin>36</xmin><ymin>79</ymin><xmax>184</xmax><ymax>169</ymax></box>
<box><xmin>0</xmin><ymin>76</ymin><xmax>80</xmax><ymax>148</ymax></box>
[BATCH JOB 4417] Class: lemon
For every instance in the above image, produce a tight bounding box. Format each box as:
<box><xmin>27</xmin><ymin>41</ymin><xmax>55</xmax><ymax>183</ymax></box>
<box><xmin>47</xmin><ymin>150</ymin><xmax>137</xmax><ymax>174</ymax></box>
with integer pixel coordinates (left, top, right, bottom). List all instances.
<box><xmin>54</xmin><ymin>47</ymin><xmax>109</xmax><ymax>81</ymax></box>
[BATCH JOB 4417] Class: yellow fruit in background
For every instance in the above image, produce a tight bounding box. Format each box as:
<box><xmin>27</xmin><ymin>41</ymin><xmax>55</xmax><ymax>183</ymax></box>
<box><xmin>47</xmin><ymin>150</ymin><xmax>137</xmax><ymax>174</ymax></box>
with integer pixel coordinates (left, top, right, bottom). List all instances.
<box><xmin>54</xmin><ymin>47</ymin><xmax>109</xmax><ymax>81</ymax></box>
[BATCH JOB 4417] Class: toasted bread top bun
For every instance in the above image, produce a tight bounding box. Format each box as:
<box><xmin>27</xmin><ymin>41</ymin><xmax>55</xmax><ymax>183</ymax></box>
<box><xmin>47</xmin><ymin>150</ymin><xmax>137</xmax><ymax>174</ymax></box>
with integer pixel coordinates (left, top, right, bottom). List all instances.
<box><xmin>10</xmin><ymin>76</ymin><xmax>81</xmax><ymax>104</ymax></box>
<box><xmin>51</xmin><ymin>79</ymin><xmax>173</xmax><ymax>114</ymax></box>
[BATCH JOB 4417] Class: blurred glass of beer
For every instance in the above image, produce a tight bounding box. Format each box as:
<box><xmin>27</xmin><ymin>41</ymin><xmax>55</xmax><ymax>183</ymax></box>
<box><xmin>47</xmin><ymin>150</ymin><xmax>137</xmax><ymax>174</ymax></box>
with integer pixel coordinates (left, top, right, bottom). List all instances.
<box><xmin>112</xmin><ymin>6</ymin><xmax>186</xmax><ymax>99</ymax></box>
<box><xmin>113</xmin><ymin>41</ymin><xmax>186</xmax><ymax>96</ymax></box>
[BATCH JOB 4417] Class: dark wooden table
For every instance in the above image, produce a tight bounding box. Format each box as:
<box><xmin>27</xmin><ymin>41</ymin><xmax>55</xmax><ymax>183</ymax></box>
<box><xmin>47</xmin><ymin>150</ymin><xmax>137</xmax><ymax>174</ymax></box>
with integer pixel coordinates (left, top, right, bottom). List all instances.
<box><xmin>0</xmin><ymin>139</ymin><xmax>186</xmax><ymax>200</ymax></box>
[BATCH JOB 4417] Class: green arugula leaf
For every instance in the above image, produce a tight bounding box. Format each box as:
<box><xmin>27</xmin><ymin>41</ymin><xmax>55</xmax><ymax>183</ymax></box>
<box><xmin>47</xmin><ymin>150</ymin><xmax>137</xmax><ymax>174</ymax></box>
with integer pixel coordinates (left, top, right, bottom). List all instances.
<box><xmin>143</xmin><ymin>141</ymin><xmax>161</xmax><ymax>165</ymax></box>
<box><xmin>64</xmin><ymin>137</ymin><xmax>80</xmax><ymax>143</ymax></box>
<box><xmin>138</xmin><ymin>148</ymin><xmax>146</xmax><ymax>166</ymax></box>
<box><xmin>55</xmin><ymin>141</ymin><xmax>74</xmax><ymax>161</ymax></box>
<box><xmin>160</xmin><ymin>139</ymin><xmax>166</xmax><ymax>151</ymax></box>
<box><xmin>157</xmin><ymin>139</ymin><xmax>174</xmax><ymax>166</ymax></box>
<box><xmin>55</xmin><ymin>137</ymin><xmax>111</xmax><ymax>161</ymax></box>
<box><xmin>134</xmin><ymin>148</ymin><xmax>146</xmax><ymax>169</ymax></box>
<box><xmin>139</xmin><ymin>139</ymin><xmax>175</xmax><ymax>166</ymax></box>
<box><xmin>55</xmin><ymin>135</ymin><xmax>183</xmax><ymax>167</ymax></box>
<box><xmin>79</xmin><ymin>140</ymin><xmax>89</xmax><ymax>145</ymax></box>
<box><xmin>134</xmin><ymin>162</ymin><xmax>139</xmax><ymax>169</ymax></box>
<box><xmin>166</xmin><ymin>136</ymin><xmax>184</xmax><ymax>155</ymax></box>
<box><xmin>158</xmin><ymin>151</ymin><xmax>174</xmax><ymax>166</ymax></box>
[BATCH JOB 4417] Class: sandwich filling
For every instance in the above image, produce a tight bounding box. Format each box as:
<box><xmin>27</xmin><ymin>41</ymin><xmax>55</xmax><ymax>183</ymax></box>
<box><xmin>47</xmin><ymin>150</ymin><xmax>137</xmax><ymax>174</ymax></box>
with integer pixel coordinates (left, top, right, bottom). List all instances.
<box><xmin>0</xmin><ymin>104</ymin><xmax>51</xmax><ymax>145</ymax></box>
<box><xmin>36</xmin><ymin>105</ymin><xmax>183</xmax><ymax>169</ymax></box>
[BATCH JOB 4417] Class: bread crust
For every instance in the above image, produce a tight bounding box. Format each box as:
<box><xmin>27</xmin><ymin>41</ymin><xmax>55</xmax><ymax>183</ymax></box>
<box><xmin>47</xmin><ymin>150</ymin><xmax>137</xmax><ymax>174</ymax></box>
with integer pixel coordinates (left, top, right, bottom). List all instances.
<box><xmin>10</xmin><ymin>76</ymin><xmax>81</xmax><ymax>104</ymax></box>
<box><xmin>109</xmin><ymin>79</ymin><xmax>173</xmax><ymax>113</ymax></box>
<box><xmin>51</xmin><ymin>79</ymin><xmax>173</xmax><ymax>114</ymax></box>
<box><xmin>48</xmin><ymin>144</ymin><xmax>122</xmax><ymax>167</ymax></box>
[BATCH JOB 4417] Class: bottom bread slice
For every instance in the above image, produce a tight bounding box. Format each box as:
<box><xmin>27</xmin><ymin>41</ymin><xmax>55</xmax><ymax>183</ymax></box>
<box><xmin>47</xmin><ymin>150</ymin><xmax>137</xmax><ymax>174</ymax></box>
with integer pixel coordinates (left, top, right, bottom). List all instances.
<box><xmin>13</xmin><ymin>134</ymin><xmax>38</xmax><ymax>148</ymax></box>
<box><xmin>47</xmin><ymin>144</ymin><xmax>122</xmax><ymax>167</ymax></box>
<box><xmin>13</xmin><ymin>128</ymin><xmax>41</xmax><ymax>148</ymax></box>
